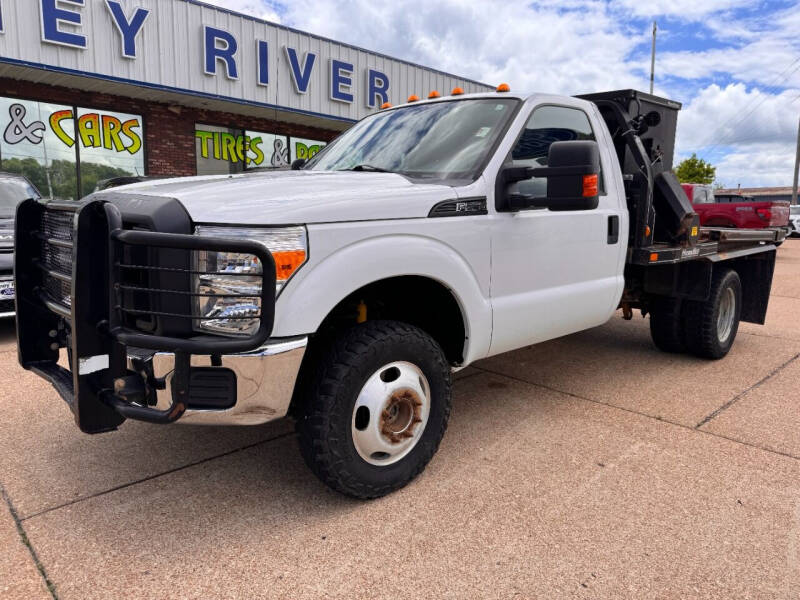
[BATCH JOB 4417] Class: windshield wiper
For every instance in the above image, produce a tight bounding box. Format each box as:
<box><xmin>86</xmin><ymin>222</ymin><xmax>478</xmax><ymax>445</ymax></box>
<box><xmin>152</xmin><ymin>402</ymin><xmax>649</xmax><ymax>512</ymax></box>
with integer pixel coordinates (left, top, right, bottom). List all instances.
<box><xmin>343</xmin><ymin>164</ymin><xmax>392</xmax><ymax>173</ymax></box>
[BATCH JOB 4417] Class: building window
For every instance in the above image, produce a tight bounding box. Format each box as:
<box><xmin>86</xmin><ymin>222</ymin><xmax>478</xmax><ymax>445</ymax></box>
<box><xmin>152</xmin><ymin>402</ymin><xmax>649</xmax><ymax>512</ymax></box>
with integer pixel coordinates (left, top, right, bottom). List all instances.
<box><xmin>195</xmin><ymin>124</ymin><xmax>249</xmax><ymax>175</ymax></box>
<box><xmin>290</xmin><ymin>136</ymin><xmax>326</xmax><ymax>162</ymax></box>
<box><xmin>195</xmin><ymin>124</ymin><xmax>327</xmax><ymax>175</ymax></box>
<box><xmin>0</xmin><ymin>96</ymin><xmax>145</xmax><ymax>200</ymax></box>
<box><xmin>247</xmin><ymin>131</ymin><xmax>290</xmax><ymax>168</ymax></box>
<box><xmin>0</xmin><ymin>97</ymin><xmax>78</xmax><ymax>199</ymax></box>
<box><xmin>75</xmin><ymin>107</ymin><xmax>145</xmax><ymax>197</ymax></box>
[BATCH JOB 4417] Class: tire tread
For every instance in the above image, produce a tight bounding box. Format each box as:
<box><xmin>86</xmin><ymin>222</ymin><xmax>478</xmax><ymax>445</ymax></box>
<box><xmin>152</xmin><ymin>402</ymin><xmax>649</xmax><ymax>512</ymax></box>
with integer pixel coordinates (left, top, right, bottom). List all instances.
<box><xmin>296</xmin><ymin>320</ymin><xmax>452</xmax><ymax>499</ymax></box>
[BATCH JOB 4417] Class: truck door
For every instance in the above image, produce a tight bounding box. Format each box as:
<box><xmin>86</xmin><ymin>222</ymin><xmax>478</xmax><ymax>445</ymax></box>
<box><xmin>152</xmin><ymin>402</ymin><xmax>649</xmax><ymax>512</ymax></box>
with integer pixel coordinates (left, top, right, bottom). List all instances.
<box><xmin>489</xmin><ymin>103</ymin><xmax>626</xmax><ymax>357</ymax></box>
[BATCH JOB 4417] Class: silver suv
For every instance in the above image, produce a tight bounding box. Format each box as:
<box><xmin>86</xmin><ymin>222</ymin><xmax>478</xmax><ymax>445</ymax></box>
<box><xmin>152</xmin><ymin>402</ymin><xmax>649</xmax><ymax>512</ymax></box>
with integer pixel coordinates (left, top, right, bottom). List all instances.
<box><xmin>0</xmin><ymin>173</ymin><xmax>41</xmax><ymax>316</ymax></box>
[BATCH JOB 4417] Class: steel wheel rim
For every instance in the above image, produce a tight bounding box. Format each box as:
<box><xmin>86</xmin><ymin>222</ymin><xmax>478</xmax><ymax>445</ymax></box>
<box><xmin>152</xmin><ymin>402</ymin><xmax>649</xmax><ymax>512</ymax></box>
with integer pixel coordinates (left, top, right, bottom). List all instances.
<box><xmin>351</xmin><ymin>361</ymin><xmax>431</xmax><ymax>467</ymax></box>
<box><xmin>717</xmin><ymin>287</ymin><xmax>736</xmax><ymax>343</ymax></box>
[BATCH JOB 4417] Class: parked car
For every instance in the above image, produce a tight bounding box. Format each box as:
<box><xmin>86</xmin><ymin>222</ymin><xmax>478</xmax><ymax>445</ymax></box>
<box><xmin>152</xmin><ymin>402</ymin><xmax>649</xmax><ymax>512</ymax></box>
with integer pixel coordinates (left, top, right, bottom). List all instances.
<box><xmin>681</xmin><ymin>183</ymin><xmax>790</xmax><ymax>238</ymax></box>
<box><xmin>790</xmin><ymin>205</ymin><xmax>800</xmax><ymax>237</ymax></box>
<box><xmin>0</xmin><ymin>173</ymin><xmax>41</xmax><ymax>316</ymax></box>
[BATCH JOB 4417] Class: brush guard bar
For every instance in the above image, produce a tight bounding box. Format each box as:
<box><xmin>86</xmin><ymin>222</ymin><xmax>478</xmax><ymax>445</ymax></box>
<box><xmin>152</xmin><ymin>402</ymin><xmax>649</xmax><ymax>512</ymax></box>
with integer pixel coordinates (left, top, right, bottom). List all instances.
<box><xmin>16</xmin><ymin>198</ymin><xmax>277</xmax><ymax>433</ymax></box>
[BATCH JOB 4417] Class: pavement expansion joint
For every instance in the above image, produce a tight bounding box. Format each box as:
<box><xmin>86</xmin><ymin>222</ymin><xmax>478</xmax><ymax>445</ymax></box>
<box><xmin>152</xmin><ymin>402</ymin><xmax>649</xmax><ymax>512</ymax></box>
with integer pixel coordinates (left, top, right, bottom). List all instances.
<box><xmin>472</xmin><ymin>364</ymin><xmax>800</xmax><ymax>464</ymax></box>
<box><xmin>695</xmin><ymin>352</ymin><xmax>800</xmax><ymax>429</ymax></box>
<box><xmin>0</xmin><ymin>481</ymin><xmax>58</xmax><ymax>599</ymax></box>
<box><xmin>19</xmin><ymin>432</ymin><xmax>294</xmax><ymax>523</ymax></box>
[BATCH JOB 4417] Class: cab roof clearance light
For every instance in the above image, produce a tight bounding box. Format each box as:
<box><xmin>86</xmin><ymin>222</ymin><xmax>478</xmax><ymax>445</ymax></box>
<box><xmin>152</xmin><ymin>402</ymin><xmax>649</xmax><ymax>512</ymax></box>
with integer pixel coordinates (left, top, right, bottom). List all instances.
<box><xmin>428</xmin><ymin>90</ymin><xmax>441</xmax><ymax>99</ymax></box>
<box><xmin>496</xmin><ymin>83</ymin><xmax>511</xmax><ymax>93</ymax></box>
<box><xmin>451</xmin><ymin>87</ymin><xmax>465</xmax><ymax>96</ymax></box>
<box><xmin>380</xmin><ymin>102</ymin><xmax>392</xmax><ymax>109</ymax></box>
<box><xmin>407</xmin><ymin>95</ymin><xmax>420</xmax><ymax>102</ymax></box>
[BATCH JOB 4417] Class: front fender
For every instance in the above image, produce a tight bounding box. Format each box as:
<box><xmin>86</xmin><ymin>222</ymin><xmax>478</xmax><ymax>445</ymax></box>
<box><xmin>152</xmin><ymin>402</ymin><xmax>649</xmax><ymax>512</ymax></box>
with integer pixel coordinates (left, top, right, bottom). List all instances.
<box><xmin>272</xmin><ymin>231</ymin><xmax>492</xmax><ymax>364</ymax></box>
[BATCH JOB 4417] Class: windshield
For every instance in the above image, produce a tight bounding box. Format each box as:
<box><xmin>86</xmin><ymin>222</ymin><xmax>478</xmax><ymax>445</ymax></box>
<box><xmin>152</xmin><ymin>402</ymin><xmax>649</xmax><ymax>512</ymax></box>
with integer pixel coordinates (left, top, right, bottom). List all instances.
<box><xmin>0</xmin><ymin>178</ymin><xmax>39</xmax><ymax>218</ymax></box>
<box><xmin>306</xmin><ymin>99</ymin><xmax>520</xmax><ymax>180</ymax></box>
<box><xmin>791</xmin><ymin>205</ymin><xmax>800</xmax><ymax>216</ymax></box>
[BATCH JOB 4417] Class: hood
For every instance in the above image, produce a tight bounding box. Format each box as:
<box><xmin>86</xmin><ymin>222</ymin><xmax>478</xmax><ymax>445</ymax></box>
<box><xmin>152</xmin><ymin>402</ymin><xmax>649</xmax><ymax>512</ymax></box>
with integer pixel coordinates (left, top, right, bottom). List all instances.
<box><xmin>103</xmin><ymin>170</ymin><xmax>458</xmax><ymax>225</ymax></box>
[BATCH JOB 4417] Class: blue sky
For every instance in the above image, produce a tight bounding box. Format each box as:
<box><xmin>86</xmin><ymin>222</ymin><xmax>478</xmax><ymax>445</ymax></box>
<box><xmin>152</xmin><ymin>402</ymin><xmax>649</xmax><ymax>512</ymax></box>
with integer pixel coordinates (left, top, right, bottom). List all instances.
<box><xmin>206</xmin><ymin>0</ymin><xmax>798</xmax><ymax>188</ymax></box>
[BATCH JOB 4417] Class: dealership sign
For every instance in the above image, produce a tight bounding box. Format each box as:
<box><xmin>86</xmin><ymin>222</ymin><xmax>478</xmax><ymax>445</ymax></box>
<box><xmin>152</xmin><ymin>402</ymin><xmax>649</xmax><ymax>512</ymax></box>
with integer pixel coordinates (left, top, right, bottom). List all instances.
<box><xmin>0</xmin><ymin>0</ymin><xmax>490</xmax><ymax>122</ymax></box>
<box><xmin>34</xmin><ymin>0</ymin><xmax>389</xmax><ymax>108</ymax></box>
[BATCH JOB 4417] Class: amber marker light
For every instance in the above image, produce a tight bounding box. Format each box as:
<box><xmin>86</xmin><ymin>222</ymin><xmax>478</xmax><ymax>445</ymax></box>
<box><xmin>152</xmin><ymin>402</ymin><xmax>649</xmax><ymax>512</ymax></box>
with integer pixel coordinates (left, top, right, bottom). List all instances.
<box><xmin>407</xmin><ymin>95</ymin><xmax>420</xmax><ymax>102</ymax></box>
<box><xmin>451</xmin><ymin>87</ymin><xmax>465</xmax><ymax>95</ymax></box>
<box><xmin>273</xmin><ymin>250</ymin><xmax>308</xmax><ymax>282</ymax></box>
<box><xmin>428</xmin><ymin>90</ymin><xmax>441</xmax><ymax>99</ymax></box>
<box><xmin>380</xmin><ymin>102</ymin><xmax>392</xmax><ymax>109</ymax></box>
<box><xmin>650</xmin><ymin>253</ymin><xmax>659</xmax><ymax>263</ymax></box>
<box><xmin>582</xmin><ymin>174</ymin><xmax>599</xmax><ymax>197</ymax></box>
<box><xmin>496</xmin><ymin>83</ymin><xmax>511</xmax><ymax>92</ymax></box>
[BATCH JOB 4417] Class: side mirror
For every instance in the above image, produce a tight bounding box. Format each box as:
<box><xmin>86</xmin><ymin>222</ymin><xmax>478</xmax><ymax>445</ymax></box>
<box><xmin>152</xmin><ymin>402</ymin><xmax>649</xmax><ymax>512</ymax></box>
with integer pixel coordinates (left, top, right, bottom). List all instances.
<box><xmin>291</xmin><ymin>159</ymin><xmax>307</xmax><ymax>170</ymax></box>
<box><xmin>498</xmin><ymin>140</ymin><xmax>601</xmax><ymax>212</ymax></box>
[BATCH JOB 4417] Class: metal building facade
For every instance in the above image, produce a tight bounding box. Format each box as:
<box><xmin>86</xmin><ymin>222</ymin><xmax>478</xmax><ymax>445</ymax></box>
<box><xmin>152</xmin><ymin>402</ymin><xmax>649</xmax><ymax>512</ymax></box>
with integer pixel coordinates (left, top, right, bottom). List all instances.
<box><xmin>0</xmin><ymin>0</ymin><xmax>492</xmax><ymax>125</ymax></box>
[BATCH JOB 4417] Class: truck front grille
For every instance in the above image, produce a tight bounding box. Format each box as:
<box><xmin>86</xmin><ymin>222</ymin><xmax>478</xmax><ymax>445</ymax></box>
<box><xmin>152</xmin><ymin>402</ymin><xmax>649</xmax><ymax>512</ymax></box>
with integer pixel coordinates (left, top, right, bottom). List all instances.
<box><xmin>39</xmin><ymin>209</ymin><xmax>75</xmax><ymax>310</ymax></box>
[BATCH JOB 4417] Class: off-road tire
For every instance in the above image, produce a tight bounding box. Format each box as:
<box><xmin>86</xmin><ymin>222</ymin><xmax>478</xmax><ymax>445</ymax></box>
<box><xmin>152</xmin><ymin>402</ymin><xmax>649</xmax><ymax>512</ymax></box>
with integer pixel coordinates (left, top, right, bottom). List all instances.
<box><xmin>683</xmin><ymin>268</ymin><xmax>742</xmax><ymax>360</ymax></box>
<box><xmin>649</xmin><ymin>297</ymin><xmax>686</xmax><ymax>353</ymax></box>
<box><xmin>296</xmin><ymin>320</ymin><xmax>452</xmax><ymax>499</ymax></box>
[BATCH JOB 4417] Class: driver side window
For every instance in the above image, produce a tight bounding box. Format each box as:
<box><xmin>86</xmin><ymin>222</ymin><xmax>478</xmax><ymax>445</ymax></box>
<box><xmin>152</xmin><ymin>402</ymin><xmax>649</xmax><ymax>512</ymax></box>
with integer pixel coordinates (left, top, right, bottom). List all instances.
<box><xmin>510</xmin><ymin>105</ymin><xmax>602</xmax><ymax>198</ymax></box>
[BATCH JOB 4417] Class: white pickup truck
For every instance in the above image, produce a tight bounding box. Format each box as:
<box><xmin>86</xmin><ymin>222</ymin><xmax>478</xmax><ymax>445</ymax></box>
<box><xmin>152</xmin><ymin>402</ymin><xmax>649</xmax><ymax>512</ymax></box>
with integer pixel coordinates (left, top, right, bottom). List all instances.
<box><xmin>16</xmin><ymin>89</ymin><xmax>781</xmax><ymax>498</ymax></box>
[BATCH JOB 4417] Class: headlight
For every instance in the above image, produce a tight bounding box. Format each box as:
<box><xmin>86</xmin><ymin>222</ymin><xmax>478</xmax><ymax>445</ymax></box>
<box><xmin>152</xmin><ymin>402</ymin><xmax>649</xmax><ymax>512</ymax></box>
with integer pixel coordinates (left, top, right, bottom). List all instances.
<box><xmin>193</xmin><ymin>226</ymin><xmax>308</xmax><ymax>337</ymax></box>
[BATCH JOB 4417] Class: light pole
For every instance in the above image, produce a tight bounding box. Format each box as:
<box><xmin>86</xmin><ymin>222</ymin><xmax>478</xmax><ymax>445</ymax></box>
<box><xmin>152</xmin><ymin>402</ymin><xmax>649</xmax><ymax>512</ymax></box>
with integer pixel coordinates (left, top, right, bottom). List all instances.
<box><xmin>650</xmin><ymin>21</ymin><xmax>657</xmax><ymax>95</ymax></box>
<box><xmin>793</xmin><ymin>115</ymin><xmax>800</xmax><ymax>206</ymax></box>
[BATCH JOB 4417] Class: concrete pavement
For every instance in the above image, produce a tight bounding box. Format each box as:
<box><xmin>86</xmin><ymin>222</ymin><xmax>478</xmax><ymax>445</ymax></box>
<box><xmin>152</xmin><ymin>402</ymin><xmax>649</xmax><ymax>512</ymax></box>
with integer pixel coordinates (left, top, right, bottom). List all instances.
<box><xmin>2</xmin><ymin>240</ymin><xmax>799</xmax><ymax>599</ymax></box>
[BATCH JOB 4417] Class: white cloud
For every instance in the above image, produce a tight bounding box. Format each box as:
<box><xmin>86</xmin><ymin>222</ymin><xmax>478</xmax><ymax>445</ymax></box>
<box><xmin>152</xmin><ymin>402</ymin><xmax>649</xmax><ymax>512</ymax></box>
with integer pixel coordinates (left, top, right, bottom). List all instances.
<box><xmin>278</xmin><ymin>0</ymin><xmax>648</xmax><ymax>95</ymax></box>
<box><xmin>677</xmin><ymin>83</ymin><xmax>800</xmax><ymax>150</ymax></box>
<box><xmin>659</xmin><ymin>41</ymin><xmax>800</xmax><ymax>90</ymax></box>
<box><xmin>612</xmin><ymin>0</ymin><xmax>753</xmax><ymax>20</ymax></box>
<box><xmin>198</xmin><ymin>0</ymin><xmax>282</xmax><ymax>23</ymax></box>
<box><xmin>711</xmin><ymin>143</ymin><xmax>796</xmax><ymax>188</ymax></box>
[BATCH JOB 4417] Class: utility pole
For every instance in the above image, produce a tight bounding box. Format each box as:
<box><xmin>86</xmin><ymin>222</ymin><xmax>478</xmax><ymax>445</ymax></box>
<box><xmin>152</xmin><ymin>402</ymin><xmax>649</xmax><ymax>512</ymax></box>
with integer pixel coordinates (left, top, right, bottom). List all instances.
<box><xmin>793</xmin><ymin>114</ymin><xmax>800</xmax><ymax>206</ymax></box>
<box><xmin>650</xmin><ymin>21</ymin><xmax>657</xmax><ymax>95</ymax></box>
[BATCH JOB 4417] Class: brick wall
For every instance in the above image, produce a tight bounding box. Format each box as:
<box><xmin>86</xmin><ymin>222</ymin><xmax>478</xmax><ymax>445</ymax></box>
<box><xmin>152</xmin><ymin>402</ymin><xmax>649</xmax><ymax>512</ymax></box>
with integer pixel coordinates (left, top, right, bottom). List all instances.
<box><xmin>0</xmin><ymin>77</ymin><xmax>341</xmax><ymax>177</ymax></box>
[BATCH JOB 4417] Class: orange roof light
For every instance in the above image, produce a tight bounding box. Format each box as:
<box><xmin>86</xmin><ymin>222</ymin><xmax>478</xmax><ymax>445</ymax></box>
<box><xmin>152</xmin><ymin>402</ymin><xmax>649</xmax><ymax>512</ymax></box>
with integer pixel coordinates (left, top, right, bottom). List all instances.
<box><xmin>496</xmin><ymin>83</ymin><xmax>511</xmax><ymax>93</ymax></box>
<box><xmin>380</xmin><ymin>102</ymin><xmax>392</xmax><ymax>109</ymax></box>
<box><xmin>428</xmin><ymin>90</ymin><xmax>441</xmax><ymax>99</ymax></box>
<box><xmin>451</xmin><ymin>87</ymin><xmax>465</xmax><ymax>96</ymax></box>
<box><xmin>407</xmin><ymin>95</ymin><xmax>420</xmax><ymax>102</ymax></box>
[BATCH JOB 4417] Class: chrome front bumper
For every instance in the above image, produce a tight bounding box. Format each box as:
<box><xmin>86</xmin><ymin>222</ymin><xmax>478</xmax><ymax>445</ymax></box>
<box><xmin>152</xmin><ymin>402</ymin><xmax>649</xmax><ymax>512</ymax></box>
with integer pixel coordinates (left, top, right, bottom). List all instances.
<box><xmin>128</xmin><ymin>337</ymin><xmax>308</xmax><ymax>426</ymax></box>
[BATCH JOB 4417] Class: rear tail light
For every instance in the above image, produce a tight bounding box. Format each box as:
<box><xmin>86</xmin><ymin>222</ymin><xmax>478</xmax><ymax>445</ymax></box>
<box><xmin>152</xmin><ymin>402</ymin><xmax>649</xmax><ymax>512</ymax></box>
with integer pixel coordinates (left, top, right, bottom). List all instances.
<box><xmin>756</xmin><ymin>208</ymin><xmax>771</xmax><ymax>222</ymax></box>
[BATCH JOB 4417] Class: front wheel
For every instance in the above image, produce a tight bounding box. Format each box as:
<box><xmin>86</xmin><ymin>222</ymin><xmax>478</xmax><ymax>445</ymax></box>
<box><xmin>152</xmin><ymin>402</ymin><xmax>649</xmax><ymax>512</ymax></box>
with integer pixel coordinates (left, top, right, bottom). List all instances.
<box><xmin>683</xmin><ymin>268</ymin><xmax>742</xmax><ymax>360</ymax></box>
<box><xmin>296</xmin><ymin>321</ymin><xmax>452</xmax><ymax>499</ymax></box>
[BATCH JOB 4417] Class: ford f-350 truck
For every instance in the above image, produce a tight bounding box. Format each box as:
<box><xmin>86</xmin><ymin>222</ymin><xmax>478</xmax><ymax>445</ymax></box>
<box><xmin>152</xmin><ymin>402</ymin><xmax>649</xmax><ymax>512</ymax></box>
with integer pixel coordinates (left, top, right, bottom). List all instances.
<box><xmin>15</xmin><ymin>89</ymin><xmax>782</xmax><ymax>498</ymax></box>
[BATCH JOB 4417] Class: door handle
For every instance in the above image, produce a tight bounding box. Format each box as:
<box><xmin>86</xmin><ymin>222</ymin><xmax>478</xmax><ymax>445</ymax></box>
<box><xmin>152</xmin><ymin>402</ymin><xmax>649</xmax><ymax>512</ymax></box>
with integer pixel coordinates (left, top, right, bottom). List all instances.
<box><xmin>608</xmin><ymin>215</ymin><xmax>620</xmax><ymax>244</ymax></box>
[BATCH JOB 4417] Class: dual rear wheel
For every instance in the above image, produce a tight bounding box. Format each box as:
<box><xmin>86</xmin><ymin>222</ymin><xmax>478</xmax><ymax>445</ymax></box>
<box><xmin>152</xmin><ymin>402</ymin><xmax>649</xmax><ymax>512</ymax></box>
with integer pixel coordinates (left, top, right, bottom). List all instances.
<box><xmin>649</xmin><ymin>268</ymin><xmax>742</xmax><ymax>360</ymax></box>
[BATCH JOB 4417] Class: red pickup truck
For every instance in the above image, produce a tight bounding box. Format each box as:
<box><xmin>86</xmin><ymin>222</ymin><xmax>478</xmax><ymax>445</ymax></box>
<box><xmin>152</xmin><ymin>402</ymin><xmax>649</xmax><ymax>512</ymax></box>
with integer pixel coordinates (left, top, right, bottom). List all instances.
<box><xmin>682</xmin><ymin>184</ymin><xmax>790</xmax><ymax>232</ymax></box>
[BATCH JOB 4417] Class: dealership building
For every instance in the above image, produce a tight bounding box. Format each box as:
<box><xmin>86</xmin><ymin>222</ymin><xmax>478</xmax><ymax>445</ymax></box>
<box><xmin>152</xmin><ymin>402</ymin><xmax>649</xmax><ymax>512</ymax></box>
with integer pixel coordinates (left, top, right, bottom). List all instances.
<box><xmin>0</xmin><ymin>0</ymin><xmax>491</xmax><ymax>199</ymax></box>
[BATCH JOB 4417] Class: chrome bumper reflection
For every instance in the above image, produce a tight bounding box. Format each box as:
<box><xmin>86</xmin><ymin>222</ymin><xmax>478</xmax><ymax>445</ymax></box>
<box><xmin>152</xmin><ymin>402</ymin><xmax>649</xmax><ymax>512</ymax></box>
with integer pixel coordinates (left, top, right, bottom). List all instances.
<box><xmin>129</xmin><ymin>337</ymin><xmax>307</xmax><ymax>426</ymax></box>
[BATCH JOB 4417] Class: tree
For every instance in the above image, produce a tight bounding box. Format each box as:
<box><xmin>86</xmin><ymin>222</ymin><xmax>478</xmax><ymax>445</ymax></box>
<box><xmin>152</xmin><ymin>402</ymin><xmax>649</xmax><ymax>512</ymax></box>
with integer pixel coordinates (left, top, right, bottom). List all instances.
<box><xmin>675</xmin><ymin>154</ymin><xmax>716</xmax><ymax>185</ymax></box>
